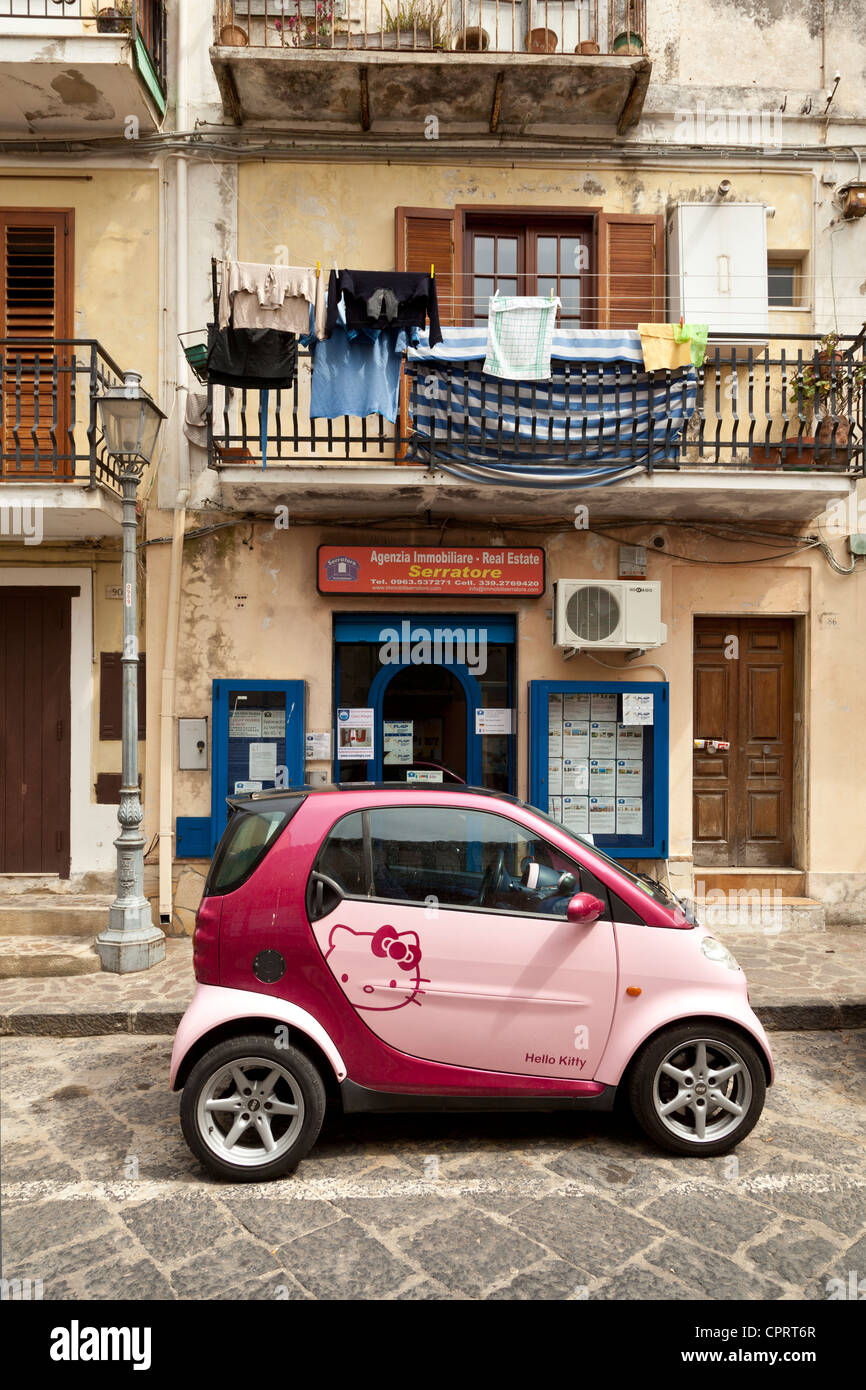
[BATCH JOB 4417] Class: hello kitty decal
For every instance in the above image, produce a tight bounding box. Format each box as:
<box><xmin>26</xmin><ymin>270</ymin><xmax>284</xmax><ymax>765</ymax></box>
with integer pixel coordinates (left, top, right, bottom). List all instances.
<box><xmin>325</xmin><ymin>924</ymin><xmax>428</xmax><ymax>1011</ymax></box>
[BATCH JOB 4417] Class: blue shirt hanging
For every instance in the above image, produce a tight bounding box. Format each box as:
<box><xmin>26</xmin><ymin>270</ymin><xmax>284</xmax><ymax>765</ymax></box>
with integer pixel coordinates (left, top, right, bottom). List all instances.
<box><xmin>301</xmin><ymin>299</ymin><xmax>414</xmax><ymax>423</ymax></box>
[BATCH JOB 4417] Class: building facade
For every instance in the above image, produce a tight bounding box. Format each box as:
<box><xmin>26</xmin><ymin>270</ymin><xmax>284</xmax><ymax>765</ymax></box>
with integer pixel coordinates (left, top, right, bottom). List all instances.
<box><xmin>1</xmin><ymin>2</ymin><xmax>865</xmax><ymax>939</ymax></box>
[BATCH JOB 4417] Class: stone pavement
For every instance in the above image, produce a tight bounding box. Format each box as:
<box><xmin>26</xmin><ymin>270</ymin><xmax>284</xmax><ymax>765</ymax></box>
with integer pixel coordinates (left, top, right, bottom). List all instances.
<box><xmin>0</xmin><ymin>929</ymin><xmax>863</xmax><ymax>1035</ymax></box>
<box><xmin>0</xmin><ymin>1030</ymin><xmax>864</xmax><ymax>1300</ymax></box>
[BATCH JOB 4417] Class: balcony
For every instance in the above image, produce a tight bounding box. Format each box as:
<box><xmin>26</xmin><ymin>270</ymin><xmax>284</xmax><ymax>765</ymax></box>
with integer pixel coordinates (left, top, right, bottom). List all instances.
<box><xmin>211</xmin><ymin>0</ymin><xmax>651</xmax><ymax>140</ymax></box>
<box><xmin>0</xmin><ymin>338</ymin><xmax>131</xmax><ymax>538</ymax></box>
<box><xmin>0</xmin><ymin>1</ymin><xmax>166</xmax><ymax>136</ymax></box>
<box><xmin>204</xmin><ymin>331</ymin><xmax>865</xmax><ymax>523</ymax></box>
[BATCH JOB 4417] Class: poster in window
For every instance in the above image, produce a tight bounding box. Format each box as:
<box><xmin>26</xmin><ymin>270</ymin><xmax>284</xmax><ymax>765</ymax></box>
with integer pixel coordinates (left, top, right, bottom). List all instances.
<box><xmin>562</xmin><ymin>795</ymin><xmax>589</xmax><ymax>834</ymax></box>
<box><xmin>563</xmin><ymin>720</ymin><xmax>589</xmax><ymax>758</ymax></box>
<box><xmin>562</xmin><ymin>759</ymin><xmax>589</xmax><ymax>795</ymax></box>
<box><xmin>589</xmin><ymin>796</ymin><xmax>616</xmax><ymax>834</ymax></box>
<box><xmin>337</xmin><ymin>707</ymin><xmax>375</xmax><ymax>761</ymax></box>
<box><xmin>616</xmin><ymin>798</ymin><xmax>644</xmax><ymax>834</ymax></box>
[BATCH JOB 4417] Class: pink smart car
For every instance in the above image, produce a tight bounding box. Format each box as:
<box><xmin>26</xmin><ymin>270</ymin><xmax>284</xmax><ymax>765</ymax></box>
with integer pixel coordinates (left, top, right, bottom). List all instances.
<box><xmin>171</xmin><ymin>785</ymin><xmax>774</xmax><ymax>1181</ymax></box>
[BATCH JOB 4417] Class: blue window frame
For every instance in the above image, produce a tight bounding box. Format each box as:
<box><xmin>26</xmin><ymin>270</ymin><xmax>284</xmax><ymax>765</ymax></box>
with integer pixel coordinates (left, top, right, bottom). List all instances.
<box><xmin>528</xmin><ymin>679</ymin><xmax>669</xmax><ymax>859</ymax></box>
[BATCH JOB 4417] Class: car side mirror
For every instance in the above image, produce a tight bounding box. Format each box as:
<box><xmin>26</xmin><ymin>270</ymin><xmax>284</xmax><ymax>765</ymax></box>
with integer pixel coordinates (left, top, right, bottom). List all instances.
<box><xmin>566</xmin><ymin>892</ymin><xmax>605</xmax><ymax>925</ymax></box>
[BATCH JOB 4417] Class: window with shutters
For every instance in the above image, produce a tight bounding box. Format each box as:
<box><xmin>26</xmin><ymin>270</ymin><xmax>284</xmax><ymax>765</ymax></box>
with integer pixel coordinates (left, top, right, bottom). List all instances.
<box><xmin>396</xmin><ymin>205</ymin><xmax>663</xmax><ymax>332</ymax></box>
<box><xmin>0</xmin><ymin>208</ymin><xmax>74</xmax><ymax>476</ymax></box>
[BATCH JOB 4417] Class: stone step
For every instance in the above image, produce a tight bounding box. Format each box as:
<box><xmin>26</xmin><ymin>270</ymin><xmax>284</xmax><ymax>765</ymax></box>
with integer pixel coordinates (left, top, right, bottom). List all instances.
<box><xmin>693</xmin><ymin>868</ymin><xmax>807</xmax><ymax>896</ymax></box>
<box><xmin>692</xmin><ymin>895</ymin><xmax>826</xmax><ymax>933</ymax></box>
<box><xmin>0</xmin><ymin>935</ymin><xmax>102</xmax><ymax>979</ymax></box>
<box><xmin>0</xmin><ymin>895</ymin><xmax>114</xmax><ymax>938</ymax></box>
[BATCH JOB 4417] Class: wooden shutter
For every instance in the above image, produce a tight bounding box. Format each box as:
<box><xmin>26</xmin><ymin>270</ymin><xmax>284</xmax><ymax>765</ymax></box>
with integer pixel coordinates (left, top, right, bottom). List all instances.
<box><xmin>0</xmin><ymin>208</ymin><xmax>73</xmax><ymax>476</ymax></box>
<box><xmin>99</xmin><ymin>652</ymin><xmax>146</xmax><ymax>741</ymax></box>
<box><xmin>394</xmin><ymin>207</ymin><xmax>457</xmax><ymax>462</ymax></box>
<box><xmin>395</xmin><ymin>206</ymin><xmax>456</xmax><ymax>326</ymax></box>
<box><xmin>597</xmin><ymin>213</ymin><xmax>664</xmax><ymax>329</ymax></box>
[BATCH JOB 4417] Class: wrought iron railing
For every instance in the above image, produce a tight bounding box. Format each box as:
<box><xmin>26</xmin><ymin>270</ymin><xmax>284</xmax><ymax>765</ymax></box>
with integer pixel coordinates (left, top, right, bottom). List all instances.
<box><xmin>206</xmin><ymin>332</ymin><xmax>866</xmax><ymax>477</ymax></box>
<box><xmin>0</xmin><ymin>339</ymin><xmax>129</xmax><ymax>494</ymax></box>
<box><xmin>0</xmin><ymin>1</ymin><xmax>167</xmax><ymax>96</ymax></box>
<box><xmin>214</xmin><ymin>0</ymin><xmax>647</xmax><ymax>55</ymax></box>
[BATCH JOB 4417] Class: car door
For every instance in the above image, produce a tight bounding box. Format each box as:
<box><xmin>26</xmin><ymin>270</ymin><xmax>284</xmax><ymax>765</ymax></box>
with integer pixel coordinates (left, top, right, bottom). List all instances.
<box><xmin>308</xmin><ymin>802</ymin><xmax>618</xmax><ymax>1082</ymax></box>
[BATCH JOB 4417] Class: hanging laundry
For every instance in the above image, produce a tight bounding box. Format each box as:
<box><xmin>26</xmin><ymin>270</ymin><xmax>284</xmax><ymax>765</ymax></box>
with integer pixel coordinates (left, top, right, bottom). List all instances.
<box><xmin>673</xmin><ymin>321</ymin><xmax>710</xmax><ymax>369</ymax></box>
<box><xmin>301</xmin><ymin>298</ymin><xmax>411</xmax><ymax>422</ymax></box>
<box><xmin>219</xmin><ymin>260</ymin><xmax>327</xmax><ymax>340</ymax></box>
<box><xmin>206</xmin><ymin>324</ymin><xmax>297</xmax><ymax>390</ymax></box>
<box><xmin>483</xmin><ymin>295</ymin><xmax>560</xmax><ymax>381</ymax></box>
<box><xmin>637</xmin><ymin>322</ymin><xmax>708</xmax><ymax>372</ymax></box>
<box><xmin>326</xmin><ymin>269</ymin><xmax>442</xmax><ymax>346</ymax></box>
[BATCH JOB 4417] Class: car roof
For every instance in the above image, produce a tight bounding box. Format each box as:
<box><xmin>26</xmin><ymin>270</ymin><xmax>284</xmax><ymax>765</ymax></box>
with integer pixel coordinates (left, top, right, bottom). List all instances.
<box><xmin>227</xmin><ymin>783</ymin><xmax>527</xmax><ymax>812</ymax></box>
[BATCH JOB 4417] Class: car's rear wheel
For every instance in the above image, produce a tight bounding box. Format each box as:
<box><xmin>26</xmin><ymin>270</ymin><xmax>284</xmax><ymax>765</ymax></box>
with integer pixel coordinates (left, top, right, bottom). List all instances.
<box><xmin>180</xmin><ymin>1035</ymin><xmax>326</xmax><ymax>1181</ymax></box>
<box><xmin>628</xmin><ymin>1021</ymin><xmax>766</xmax><ymax>1156</ymax></box>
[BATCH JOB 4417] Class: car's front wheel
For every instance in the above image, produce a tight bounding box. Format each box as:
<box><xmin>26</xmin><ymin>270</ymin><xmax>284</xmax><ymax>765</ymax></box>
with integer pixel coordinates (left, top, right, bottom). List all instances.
<box><xmin>180</xmin><ymin>1036</ymin><xmax>326</xmax><ymax>1181</ymax></box>
<box><xmin>628</xmin><ymin>1021</ymin><xmax>767</xmax><ymax>1156</ymax></box>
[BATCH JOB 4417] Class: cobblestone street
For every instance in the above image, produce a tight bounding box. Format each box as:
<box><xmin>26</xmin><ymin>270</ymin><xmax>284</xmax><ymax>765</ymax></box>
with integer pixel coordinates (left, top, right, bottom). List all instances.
<box><xmin>1</xmin><ymin>1029</ymin><xmax>864</xmax><ymax>1301</ymax></box>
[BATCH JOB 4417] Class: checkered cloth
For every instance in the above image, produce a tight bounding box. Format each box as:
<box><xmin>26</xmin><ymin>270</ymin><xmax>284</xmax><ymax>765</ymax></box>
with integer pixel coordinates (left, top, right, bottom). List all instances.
<box><xmin>484</xmin><ymin>296</ymin><xmax>560</xmax><ymax>380</ymax></box>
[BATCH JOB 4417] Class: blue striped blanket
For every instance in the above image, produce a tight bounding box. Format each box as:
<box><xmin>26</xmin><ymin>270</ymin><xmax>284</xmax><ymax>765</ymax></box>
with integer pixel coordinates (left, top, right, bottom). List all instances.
<box><xmin>405</xmin><ymin>328</ymin><xmax>697</xmax><ymax>467</ymax></box>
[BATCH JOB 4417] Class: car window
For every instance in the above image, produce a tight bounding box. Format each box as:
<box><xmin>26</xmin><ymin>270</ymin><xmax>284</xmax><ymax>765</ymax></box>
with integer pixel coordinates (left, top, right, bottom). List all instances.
<box><xmin>313</xmin><ymin>810</ymin><xmax>366</xmax><ymax>895</ymax></box>
<box><xmin>367</xmin><ymin>805</ymin><xmax>608</xmax><ymax>919</ymax></box>
<box><xmin>206</xmin><ymin>807</ymin><xmax>291</xmax><ymax>896</ymax></box>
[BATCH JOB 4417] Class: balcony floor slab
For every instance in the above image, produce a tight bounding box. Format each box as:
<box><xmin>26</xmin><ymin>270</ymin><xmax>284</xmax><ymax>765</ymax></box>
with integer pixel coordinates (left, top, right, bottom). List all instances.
<box><xmin>207</xmin><ymin>464</ymin><xmax>855</xmax><ymax>524</ymax></box>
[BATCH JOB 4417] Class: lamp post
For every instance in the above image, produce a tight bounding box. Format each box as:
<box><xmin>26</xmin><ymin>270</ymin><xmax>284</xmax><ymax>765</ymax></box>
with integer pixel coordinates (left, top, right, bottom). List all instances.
<box><xmin>95</xmin><ymin>371</ymin><xmax>167</xmax><ymax>974</ymax></box>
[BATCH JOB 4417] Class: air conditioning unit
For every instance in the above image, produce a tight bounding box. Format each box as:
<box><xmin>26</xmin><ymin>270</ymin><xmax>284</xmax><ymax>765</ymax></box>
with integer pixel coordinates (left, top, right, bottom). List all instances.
<box><xmin>554</xmin><ymin>580</ymin><xmax>667</xmax><ymax>650</ymax></box>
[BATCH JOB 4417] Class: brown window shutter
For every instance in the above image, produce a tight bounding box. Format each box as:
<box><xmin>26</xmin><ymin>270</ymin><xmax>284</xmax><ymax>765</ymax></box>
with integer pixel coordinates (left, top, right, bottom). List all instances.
<box><xmin>394</xmin><ymin>207</ymin><xmax>456</xmax><ymax>462</ymax></box>
<box><xmin>1</xmin><ymin>208</ymin><xmax>74</xmax><ymax>475</ymax></box>
<box><xmin>100</xmin><ymin>652</ymin><xmax>146</xmax><ymax>740</ymax></box>
<box><xmin>597</xmin><ymin>213</ymin><xmax>664</xmax><ymax>329</ymax></box>
<box><xmin>395</xmin><ymin>206</ymin><xmax>456</xmax><ymax>327</ymax></box>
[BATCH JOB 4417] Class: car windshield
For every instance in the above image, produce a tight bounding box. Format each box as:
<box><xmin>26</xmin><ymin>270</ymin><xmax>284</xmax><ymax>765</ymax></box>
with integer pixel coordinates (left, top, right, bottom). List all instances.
<box><xmin>526</xmin><ymin>802</ymin><xmax>677</xmax><ymax>908</ymax></box>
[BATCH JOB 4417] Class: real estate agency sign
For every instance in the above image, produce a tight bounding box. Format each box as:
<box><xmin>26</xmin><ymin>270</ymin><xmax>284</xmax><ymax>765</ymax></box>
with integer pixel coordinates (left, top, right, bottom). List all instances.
<box><xmin>318</xmin><ymin>546</ymin><xmax>545</xmax><ymax>597</ymax></box>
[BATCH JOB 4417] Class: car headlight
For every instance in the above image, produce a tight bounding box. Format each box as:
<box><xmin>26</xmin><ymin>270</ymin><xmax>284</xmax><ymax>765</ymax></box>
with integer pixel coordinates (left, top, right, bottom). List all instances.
<box><xmin>699</xmin><ymin>935</ymin><xmax>741</xmax><ymax>971</ymax></box>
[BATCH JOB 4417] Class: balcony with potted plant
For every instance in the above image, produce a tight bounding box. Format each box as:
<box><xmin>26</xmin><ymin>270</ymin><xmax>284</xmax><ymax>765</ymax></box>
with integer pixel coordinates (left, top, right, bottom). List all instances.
<box><xmin>210</xmin><ymin>0</ymin><xmax>652</xmax><ymax>140</ymax></box>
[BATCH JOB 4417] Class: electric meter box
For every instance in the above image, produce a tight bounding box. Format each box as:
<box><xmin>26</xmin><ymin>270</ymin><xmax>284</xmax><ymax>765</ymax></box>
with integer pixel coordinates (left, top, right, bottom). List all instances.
<box><xmin>179</xmin><ymin>718</ymin><xmax>208</xmax><ymax>770</ymax></box>
<box><xmin>667</xmin><ymin>203</ymin><xmax>769</xmax><ymax>345</ymax></box>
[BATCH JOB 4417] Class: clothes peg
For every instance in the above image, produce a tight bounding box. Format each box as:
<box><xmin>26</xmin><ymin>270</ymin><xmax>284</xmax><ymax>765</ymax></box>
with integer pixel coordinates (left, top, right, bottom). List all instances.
<box><xmin>430</xmin><ymin>264</ymin><xmax>434</xmax><ymax>279</ymax></box>
<box><xmin>550</xmin><ymin>286</ymin><xmax>554</xmax><ymax>300</ymax></box>
<box><xmin>316</xmin><ymin>261</ymin><xmax>321</xmax><ymax>278</ymax></box>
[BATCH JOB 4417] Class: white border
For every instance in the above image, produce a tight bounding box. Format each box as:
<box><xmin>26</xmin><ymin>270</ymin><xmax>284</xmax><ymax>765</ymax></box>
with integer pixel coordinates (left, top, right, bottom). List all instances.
<box><xmin>0</xmin><ymin>567</ymin><xmax>118</xmax><ymax>875</ymax></box>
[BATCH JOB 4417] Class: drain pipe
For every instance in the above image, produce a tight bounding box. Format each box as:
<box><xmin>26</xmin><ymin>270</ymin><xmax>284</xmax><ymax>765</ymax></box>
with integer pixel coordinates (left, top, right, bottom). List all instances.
<box><xmin>158</xmin><ymin>488</ymin><xmax>189</xmax><ymax>925</ymax></box>
<box><xmin>158</xmin><ymin>0</ymin><xmax>190</xmax><ymax>925</ymax></box>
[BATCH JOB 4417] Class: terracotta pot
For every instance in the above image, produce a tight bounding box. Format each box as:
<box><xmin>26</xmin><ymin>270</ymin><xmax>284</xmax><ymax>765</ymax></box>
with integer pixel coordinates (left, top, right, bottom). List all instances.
<box><xmin>750</xmin><ymin>445</ymin><xmax>781</xmax><ymax>469</ymax></box>
<box><xmin>575</xmin><ymin>40</ymin><xmax>600</xmax><ymax>54</ymax></box>
<box><xmin>817</xmin><ymin>349</ymin><xmax>842</xmax><ymax>380</ymax></box>
<box><xmin>779</xmin><ymin>436</ymin><xmax>816</xmax><ymax>469</ymax></box>
<box><xmin>453</xmin><ymin>26</ymin><xmax>489</xmax><ymax>50</ymax></box>
<box><xmin>815</xmin><ymin>415</ymin><xmax>852</xmax><ymax>464</ymax></box>
<box><xmin>527</xmin><ymin>27</ymin><xmax>558</xmax><ymax>53</ymax></box>
<box><xmin>220</xmin><ymin>23</ymin><xmax>249</xmax><ymax>46</ymax></box>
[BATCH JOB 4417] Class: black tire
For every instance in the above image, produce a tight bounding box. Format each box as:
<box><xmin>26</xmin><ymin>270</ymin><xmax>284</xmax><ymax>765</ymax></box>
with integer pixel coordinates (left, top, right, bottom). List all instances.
<box><xmin>627</xmin><ymin>1020</ymin><xmax>767</xmax><ymax>1157</ymax></box>
<box><xmin>180</xmin><ymin>1035</ymin><xmax>326</xmax><ymax>1182</ymax></box>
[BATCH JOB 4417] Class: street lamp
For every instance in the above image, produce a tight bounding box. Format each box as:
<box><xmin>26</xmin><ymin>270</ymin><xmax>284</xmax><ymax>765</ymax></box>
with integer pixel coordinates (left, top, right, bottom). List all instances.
<box><xmin>95</xmin><ymin>371</ymin><xmax>167</xmax><ymax>974</ymax></box>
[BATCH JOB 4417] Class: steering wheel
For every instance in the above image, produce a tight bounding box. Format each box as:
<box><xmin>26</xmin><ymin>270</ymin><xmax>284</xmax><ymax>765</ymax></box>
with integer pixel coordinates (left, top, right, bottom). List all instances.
<box><xmin>479</xmin><ymin>848</ymin><xmax>507</xmax><ymax>907</ymax></box>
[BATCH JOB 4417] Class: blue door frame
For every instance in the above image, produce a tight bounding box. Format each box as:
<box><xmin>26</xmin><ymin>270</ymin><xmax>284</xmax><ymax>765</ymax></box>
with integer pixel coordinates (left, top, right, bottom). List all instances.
<box><xmin>333</xmin><ymin>613</ymin><xmax>516</xmax><ymax>791</ymax></box>
<box><xmin>210</xmin><ymin>678</ymin><xmax>305</xmax><ymax>852</ymax></box>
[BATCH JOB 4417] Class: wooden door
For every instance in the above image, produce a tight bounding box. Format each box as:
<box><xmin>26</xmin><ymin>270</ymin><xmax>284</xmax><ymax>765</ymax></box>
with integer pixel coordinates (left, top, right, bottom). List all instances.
<box><xmin>693</xmin><ymin>617</ymin><xmax>794</xmax><ymax>867</ymax></box>
<box><xmin>0</xmin><ymin>209</ymin><xmax>74</xmax><ymax>477</ymax></box>
<box><xmin>0</xmin><ymin>588</ymin><xmax>75</xmax><ymax>876</ymax></box>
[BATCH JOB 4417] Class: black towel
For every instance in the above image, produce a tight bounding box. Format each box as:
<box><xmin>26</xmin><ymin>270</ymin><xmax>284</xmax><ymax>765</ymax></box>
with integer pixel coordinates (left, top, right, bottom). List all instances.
<box><xmin>207</xmin><ymin>325</ymin><xmax>297</xmax><ymax>389</ymax></box>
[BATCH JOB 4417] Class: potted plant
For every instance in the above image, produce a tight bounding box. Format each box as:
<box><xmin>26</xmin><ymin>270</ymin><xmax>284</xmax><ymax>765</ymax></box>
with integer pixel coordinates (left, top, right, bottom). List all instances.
<box><xmin>96</xmin><ymin>1</ymin><xmax>131</xmax><ymax>34</ymax></box>
<box><xmin>787</xmin><ymin>332</ymin><xmax>865</xmax><ymax>465</ymax></box>
<box><xmin>381</xmin><ymin>0</ymin><xmax>449</xmax><ymax>50</ymax></box>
